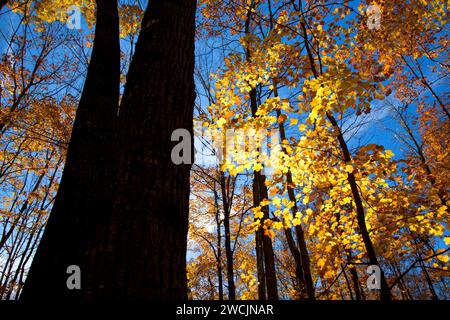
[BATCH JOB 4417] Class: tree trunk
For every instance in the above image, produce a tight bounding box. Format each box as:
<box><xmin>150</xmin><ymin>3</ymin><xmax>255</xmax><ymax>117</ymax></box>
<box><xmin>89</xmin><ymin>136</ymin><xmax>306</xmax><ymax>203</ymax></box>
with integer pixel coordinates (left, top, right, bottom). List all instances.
<box><xmin>255</xmin><ymin>220</ymin><xmax>267</xmax><ymax>300</ymax></box>
<box><xmin>272</xmin><ymin>80</ymin><xmax>315</xmax><ymax>300</ymax></box>
<box><xmin>300</xmin><ymin>20</ymin><xmax>391</xmax><ymax>301</ymax></box>
<box><xmin>336</xmin><ymin>208</ymin><xmax>363</xmax><ymax>301</ymax></box>
<box><xmin>249</xmin><ymin>85</ymin><xmax>279</xmax><ymax>300</ymax></box>
<box><xmin>348</xmin><ymin>258</ymin><xmax>364</xmax><ymax>300</ymax></box>
<box><xmin>213</xmin><ymin>182</ymin><xmax>224</xmax><ymax>300</ymax></box>
<box><xmin>244</xmin><ymin>3</ymin><xmax>278</xmax><ymax>301</ymax></box>
<box><xmin>252</xmin><ymin>169</ymin><xmax>279</xmax><ymax>300</ymax></box>
<box><xmin>265</xmin><ymin>0</ymin><xmax>313</xmax><ymax>298</ymax></box>
<box><xmin>283</xmin><ymin>227</ymin><xmax>306</xmax><ymax>298</ymax></box>
<box><xmin>220</xmin><ymin>173</ymin><xmax>236</xmax><ymax>300</ymax></box>
<box><xmin>21</xmin><ymin>0</ymin><xmax>120</xmax><ymax>300</ymax></box>
<box><xmin>342</xmin><ymin>265</ymin><xmax>354</xmax><ymax>300</ymax></box>
<box><xmin>329</xmin><ymin>123</ymin><xmax>391</xmax><ymax>300</ymax></box>
<box><xmin>92</xmin><ymin>0</ymin><xmax>197</xmax><ymax>299</ymax></box>
<box><xmin>246</xmin><ymin>8</ymin><xmax>265</xmax><ymax>300</ymax></box>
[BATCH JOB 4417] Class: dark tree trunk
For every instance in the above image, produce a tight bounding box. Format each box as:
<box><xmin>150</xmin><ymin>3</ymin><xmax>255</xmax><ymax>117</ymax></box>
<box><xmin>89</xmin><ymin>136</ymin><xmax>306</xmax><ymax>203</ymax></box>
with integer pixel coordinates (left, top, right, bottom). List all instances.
<box><xmin>255</xmin><ymin>223</ymin><xmax>267</xmax><ymax>300</ymax></box>
<box><xmin>213</xmin><ymin>183</ymin><xmax>224</xmax><ymax>300</ymax></box>
<box><xmin>266</xmin><ymin>0</ymin><xmax>313</xmax><ymax>299</ymax></box>
<box><xmin>246</xmin><ymin>10</ymin><xmax>265</xmax><ymax>300</ymax></box>
<box><xmin>244</xmin><ymin>4</ymin><xmax>278</xmax><ymax>301</ymax></box>
<box><xmin>329</xmin><ymin>122</ymin><xmax>391</xmax><ymax>300</ymax></box>
<box><xmin>21</xmin><ymin>0</ymin><xmax>120</xmax><ymax>300</ymax></box>
<box><xmin>252</xmin><ymin>169</ymin><xmax>279</xmax><ymax>300</ymax></box>
<box><xmin>414</xmin><ymin>248</ymin><xmax>439</xmax><ymax>300</ymax></box>
<box><xmin>92</xmin><ymin>0</ymin><xmax>197</xmax><ymax>299</ymax></box>
<box><xmin>348</xmin><ymin>256</ymin><xmax>364</xmax><ymax>300</ymax></box>
<box><xmin>220</xmin><ymin>174</ymin><xmax>236</xmax><ymax>300</ymax></box>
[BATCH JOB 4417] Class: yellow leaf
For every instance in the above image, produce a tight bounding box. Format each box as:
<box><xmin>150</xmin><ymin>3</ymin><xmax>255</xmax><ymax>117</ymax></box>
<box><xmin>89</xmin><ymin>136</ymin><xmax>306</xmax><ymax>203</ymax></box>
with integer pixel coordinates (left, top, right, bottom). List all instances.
<box><xmin>298</xmin><ymin>124</ymin><xmax>307</xmax><ymax>132</ymax></box>
<box><xmin>317</xmin><ymin>258</ymin><xmax>326</xmax><ymax>269</ymax></box>
<box><xmin>309</xmin><ymin>109</ymin><xmax>318</xmax><ymax>122</ymax></box>
<box><xmin>385</xmin><ymin>150</ymin><xmax>394</xmax><ymax>158</ymax></box>
<box><xmin>253</xmin><ymin>163</ymin><xmax>263</xmax><ymax>172</ymax></box>
<box><xmin>302</xmin><ymin>196</ymin><xmax>309</xmax><ymax>205</ymax></box>
<box><xmin>273</xmin><ymin>221</ymin><xmax>283</xmax><ymax>230</ymax></box>
<box><xmin>216</xmin><ymin>117</ymin><xmax>226</xmax><ymax>128</ymax></box>
<box><xmin>445</xmin><ymin>237</ymin><xmax>450</xmax><ymax>246</ymax></box>
<box><xmin>272</xmin><ymin>197</ymin><xmax>281</xmax><ymax>208</ymax></box>
<box><xmin>253</xmin><ymin>207</ymin><xmax>264</xmax><ymax>220</ymax></box>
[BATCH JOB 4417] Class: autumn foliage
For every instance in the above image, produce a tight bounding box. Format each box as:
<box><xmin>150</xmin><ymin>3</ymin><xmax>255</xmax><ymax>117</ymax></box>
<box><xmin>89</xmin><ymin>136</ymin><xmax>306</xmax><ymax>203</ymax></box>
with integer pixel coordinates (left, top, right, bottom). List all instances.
<box><xmin>0</xmin><ymin>0</ymin><xmax>449</xmax><ymax>300</ymax></box>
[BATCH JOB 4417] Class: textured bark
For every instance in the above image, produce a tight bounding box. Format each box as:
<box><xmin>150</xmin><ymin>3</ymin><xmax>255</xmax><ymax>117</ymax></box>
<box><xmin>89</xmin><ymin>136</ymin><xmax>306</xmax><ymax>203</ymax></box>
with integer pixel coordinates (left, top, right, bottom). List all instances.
<box><xmin>91</xmin><ymin>0</ymin><xmax>197</xmax><ymax>299</ymax></box>
<box><xmin>253</xmin><ymin>172</ymin><xmax>279</xmax><ymax>300</ymax></box>
<box><xmin>247</xmin><ymin>76</ymin><xmax>279</xmax><ymax>301</ymax></box>
<box><xmin>21</xmin><ymin>0</ymin><xmax>120</xmax><ymax>300</ymax></box>
<box><xmin>293</xmin><ymin>216</ymin><xmax>315</xmax><ymax>299</ymax></box>
<box><xmin>255</xmin><ymin>219</ymin><xmax>267</xmax><ymax>300</ymax></box>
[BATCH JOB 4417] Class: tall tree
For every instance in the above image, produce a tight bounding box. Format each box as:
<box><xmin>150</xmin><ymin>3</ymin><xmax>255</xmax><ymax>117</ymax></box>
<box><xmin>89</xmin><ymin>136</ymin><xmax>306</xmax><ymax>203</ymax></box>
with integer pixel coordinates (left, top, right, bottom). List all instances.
<box><xmin>298</xmin><ymin>14</ymin><xmax>392</xmax><ymax>300</ymax></box>
<box><xmin>92</xmin><ymin>0</ymin><xmax>197</xmax><ymax>299</ymax></box>
<box><xmin>219</xmin><ymin>173</ymin><xmax>236</xmax><ymax>300</ymax></box>
<box><xmin>244</xmin><ymin>4</ymin><xmax>278</xmax><ymax>300</ymax></box>
<box><xmin>21</xmin><ymin>0</ymin><xmax>120</xmax><ymax>299</ymax></box>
